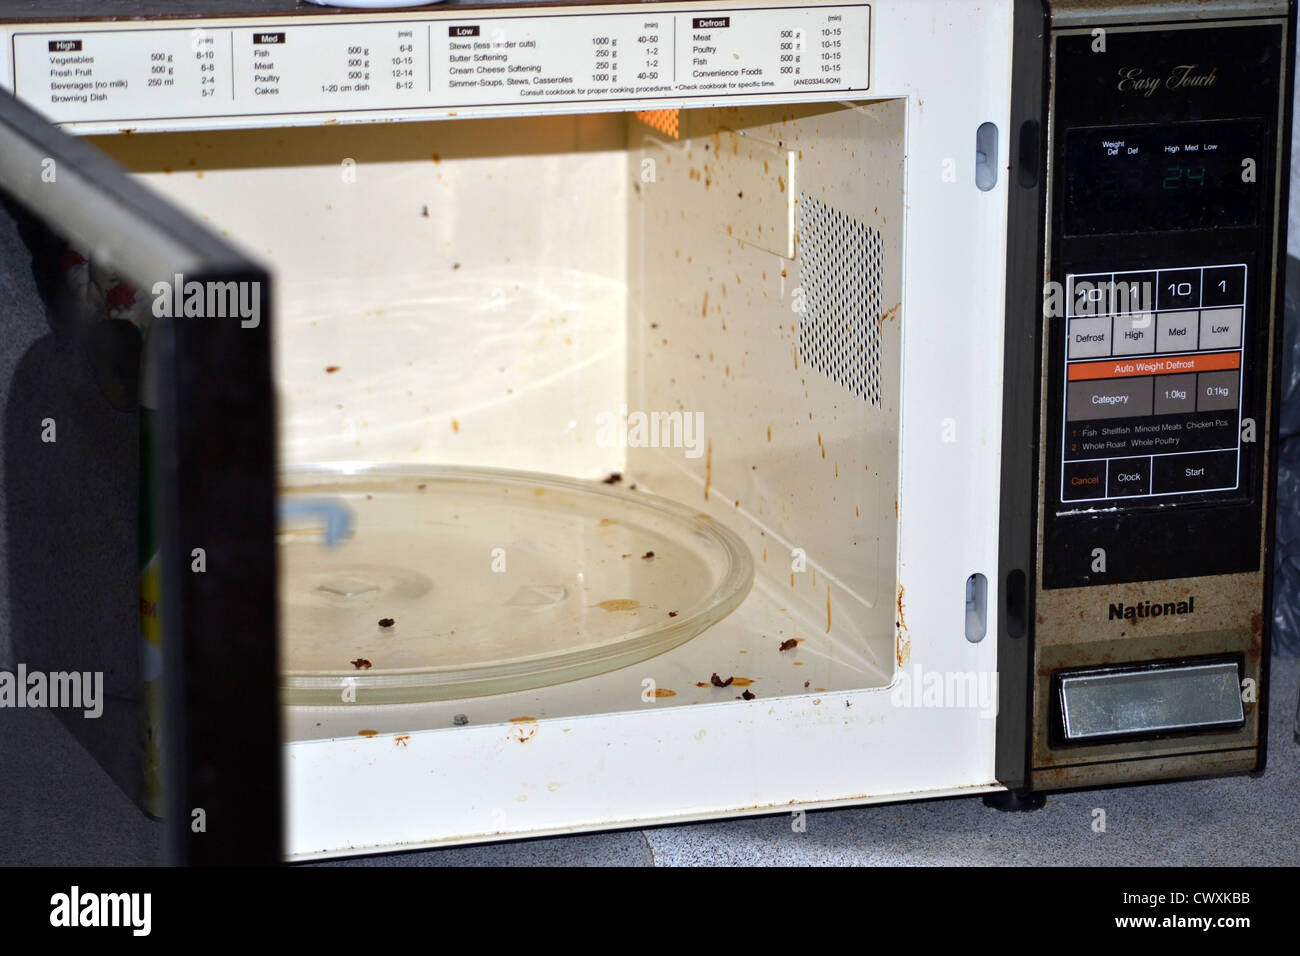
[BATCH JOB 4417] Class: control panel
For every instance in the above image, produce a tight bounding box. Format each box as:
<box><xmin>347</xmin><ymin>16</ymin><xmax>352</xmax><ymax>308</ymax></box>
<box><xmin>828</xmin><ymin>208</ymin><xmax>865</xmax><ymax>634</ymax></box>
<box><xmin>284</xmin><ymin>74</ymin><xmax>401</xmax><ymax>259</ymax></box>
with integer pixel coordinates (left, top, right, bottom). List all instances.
<box><xmin>1041</xmin><ymin>22</ymin><xmax>1285</xmax><ymax>589</ymax></box>
<box><xmin>1062</xmin><ymin>262</ymin><xmax>1247</xmax><ymax>504</ymax></box>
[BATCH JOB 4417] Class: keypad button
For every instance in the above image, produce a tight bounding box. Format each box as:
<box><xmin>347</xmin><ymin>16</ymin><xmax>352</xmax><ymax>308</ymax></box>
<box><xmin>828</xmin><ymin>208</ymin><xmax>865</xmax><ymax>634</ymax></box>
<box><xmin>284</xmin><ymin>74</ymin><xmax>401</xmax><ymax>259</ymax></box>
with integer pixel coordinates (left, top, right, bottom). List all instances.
<box><xmin>1152</xmin><ymin>373</ymin><xmax>1197</xmax><ymax>414</ymax></box>
<box><xmin>1110</xmin><ymin>271</ymin><xmax>1156</xmax><ymax>314</ymax></box>
<box><xmin>1196</xmin><ymin>370</ymin><xmax>1240</xmax><ymax>411</ymax></box>
<box><xmin>1112</xmin><ymin>313</ymin><xmax>1156</xmax><ymax>355</ymax></box>
<box><xmin>1106</xmin><ymin>457</ymin><xmax>1151</xmax><ymax>498</ymax></box>
<box><xmin>1069</xmin><ymin>274</ymin><xmax>1113</xmax><ymax>317</ymax></box>
<box><xmin>1068</xmin><ymin>316</ymin><xmax>1112</xmax><ymax>358</ymax></box>
<box><xmin>1066</xmin><ymin>377</ymin><xmax>1154</xmax><ymax>421</ymax></box>
<box><xmin>1151</xmin><ymin>450</ymin><xmax>1239</xmax><ymax>494</ymax></box>
<box><xmin>1063</xmin><ymin>460</ymin><xmax>1107</xmax><ymax>501</ymax></box>
<box><xmin>1156</xmin><ymin>312</ymin><xmax>1199</xmax><ymax>352</ymax></box>
<box><xmin>1200</xmin><ymin>265</ymin><xmax>1246</xmax><ymax>308</ymax></box>
<box><xmin>1198</xmin><ymin>307</ymin><xmax>1243</xmax><ymax>350</ymax></box>
<box><xmin>1156</xmin><ymin>269</ymin><xmax>1202</xmax><ymax>311</ymax></box>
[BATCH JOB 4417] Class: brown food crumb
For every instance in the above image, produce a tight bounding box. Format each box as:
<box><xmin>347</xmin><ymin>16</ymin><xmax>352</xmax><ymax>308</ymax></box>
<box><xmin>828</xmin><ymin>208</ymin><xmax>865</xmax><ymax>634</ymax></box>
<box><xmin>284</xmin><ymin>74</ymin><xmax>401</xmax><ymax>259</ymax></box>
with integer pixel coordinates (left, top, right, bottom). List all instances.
<box><xmin>602</xmin><ymin>471</ymin><xmax>623</xmax><ymax>484</ymax></box>
<box><xmin>378</xmin><ymin>618</ymin><xmax>395</xmax><ymax>628</ymax></box>
<box><xmin>740</xmin><ymin>689</ymin><xmax>756</xmax><ymax>700</ymax></box>
<box><xmin>325</xmin><ymin>365</ymin><xmax>340</xmax><ymax>374</ymax></box>
<box><xmin>416</xmin><ymin>483</ymin><xmax>427</xmax><ymax>491</ymax></box>
<box><xmin>695</xmin><ymin>682</ymin><xmax>710</xmax><ymax>688</ymax></box>
<box><xmin>779</xmin><ymin>638</ymin><xmax>798</xmax><ymax>652</ymax></box>
<box><xmin>668</xmin><ymin>611</ymin><xmax>678</xmax><ymax>617</ymax></box>
<box><xmin>642</xmin><ymin>551</ymin><xmax>655</xmax><ymax>560</ymax></box>
<box><xmin>804</xmin><ymin>681</ymin><xmax>811</xmax><ymax>688</ymax></box>
<box><xmin>350</xmin><ymin>658</ymin><xmax>372</xmax><ymax>670</ymax></box>
<box><xmin>710</xmin><ymin>673</ymin><xmax>734</xmax><ymax>688</ymax></box>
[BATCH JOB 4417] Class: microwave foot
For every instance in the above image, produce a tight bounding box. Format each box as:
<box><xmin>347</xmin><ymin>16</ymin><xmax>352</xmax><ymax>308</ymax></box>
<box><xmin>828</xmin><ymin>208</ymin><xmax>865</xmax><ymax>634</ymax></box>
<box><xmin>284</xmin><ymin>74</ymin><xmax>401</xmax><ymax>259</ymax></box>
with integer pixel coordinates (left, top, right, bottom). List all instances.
<box><xmin>982</xmin><ymin>790</ymin><xmax>1045</xmax><ymax>812</ymax></box>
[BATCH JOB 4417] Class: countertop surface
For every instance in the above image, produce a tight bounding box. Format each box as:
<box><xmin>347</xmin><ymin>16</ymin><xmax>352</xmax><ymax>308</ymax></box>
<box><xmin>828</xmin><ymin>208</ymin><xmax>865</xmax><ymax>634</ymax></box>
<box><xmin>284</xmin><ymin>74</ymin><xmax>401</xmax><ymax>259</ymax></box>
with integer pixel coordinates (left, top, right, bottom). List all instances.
<box><xmin>3</xmin><ymin>658</ymin><xmax>1297</xmax><ymax>866</ymax></box>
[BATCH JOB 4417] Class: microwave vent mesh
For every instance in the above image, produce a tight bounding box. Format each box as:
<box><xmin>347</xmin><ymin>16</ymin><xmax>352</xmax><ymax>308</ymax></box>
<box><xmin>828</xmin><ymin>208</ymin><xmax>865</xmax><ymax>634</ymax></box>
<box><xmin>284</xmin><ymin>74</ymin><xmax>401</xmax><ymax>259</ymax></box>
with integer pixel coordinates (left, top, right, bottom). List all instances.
<box><xmin>795</xmin><ymin>194</ymin><xmax>883</xmax><ymax>406</ymax></box>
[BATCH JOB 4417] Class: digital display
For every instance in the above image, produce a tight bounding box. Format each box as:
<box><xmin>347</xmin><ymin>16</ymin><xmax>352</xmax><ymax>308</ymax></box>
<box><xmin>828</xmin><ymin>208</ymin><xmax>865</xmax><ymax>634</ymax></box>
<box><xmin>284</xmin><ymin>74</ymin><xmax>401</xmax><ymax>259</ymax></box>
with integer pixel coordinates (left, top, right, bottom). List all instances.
<box><xmin>1064</xmin><ymin>120</ymin><xmax>1264</xmax><ymax>236</ymax></box>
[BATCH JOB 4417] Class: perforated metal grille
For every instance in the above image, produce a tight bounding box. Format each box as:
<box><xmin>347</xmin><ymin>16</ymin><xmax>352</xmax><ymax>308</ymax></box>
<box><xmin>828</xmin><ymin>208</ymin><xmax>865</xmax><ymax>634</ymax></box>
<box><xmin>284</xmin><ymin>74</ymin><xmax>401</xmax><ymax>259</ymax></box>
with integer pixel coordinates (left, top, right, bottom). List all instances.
<box><xmin>635</xmin><ymin>109</ymin><xmax>681</xmax><ymax>139</ymax></box>
<box><xmin>796</xmin><ymin>194</ymin><xmax>884</xmax><ymax>406</ymax></box>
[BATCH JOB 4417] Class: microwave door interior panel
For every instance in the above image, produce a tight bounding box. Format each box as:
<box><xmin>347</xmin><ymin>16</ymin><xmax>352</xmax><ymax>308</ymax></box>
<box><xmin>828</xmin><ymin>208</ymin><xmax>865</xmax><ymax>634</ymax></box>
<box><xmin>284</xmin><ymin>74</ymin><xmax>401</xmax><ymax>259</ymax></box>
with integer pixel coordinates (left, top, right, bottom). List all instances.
<box><xmin>0</xmin><ymin>0</ymin><xmax>1287</xmax><ymax>860</ymax></box>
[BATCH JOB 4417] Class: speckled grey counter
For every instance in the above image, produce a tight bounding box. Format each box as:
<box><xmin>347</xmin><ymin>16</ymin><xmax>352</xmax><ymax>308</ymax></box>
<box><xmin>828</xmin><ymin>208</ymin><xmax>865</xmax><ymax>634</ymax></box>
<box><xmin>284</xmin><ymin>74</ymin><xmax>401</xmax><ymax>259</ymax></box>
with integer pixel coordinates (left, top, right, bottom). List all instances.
<box><xmin>3</xmin><ymin>658</ymin><xmax>1296</xmax><ymax>866</ymax></box>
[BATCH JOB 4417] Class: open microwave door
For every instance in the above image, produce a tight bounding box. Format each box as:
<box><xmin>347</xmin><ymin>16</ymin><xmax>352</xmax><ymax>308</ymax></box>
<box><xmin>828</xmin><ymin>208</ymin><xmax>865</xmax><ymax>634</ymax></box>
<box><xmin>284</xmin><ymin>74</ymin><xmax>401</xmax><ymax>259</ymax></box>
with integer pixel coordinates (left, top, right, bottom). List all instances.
<box><xmin>0</xmin><ymin>90</ymin><xmax>279</xmax><ymax>864</ymax></box>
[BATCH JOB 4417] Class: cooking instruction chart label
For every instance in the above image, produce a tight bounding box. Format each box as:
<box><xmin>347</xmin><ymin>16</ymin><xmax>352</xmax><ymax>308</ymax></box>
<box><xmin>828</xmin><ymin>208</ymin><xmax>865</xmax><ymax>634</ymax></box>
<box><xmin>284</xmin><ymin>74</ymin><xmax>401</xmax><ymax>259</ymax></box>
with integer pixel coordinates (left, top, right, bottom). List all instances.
<box><xmin>9</xmin><ymin>4</ymin><xmax>870</xmax><ymax>124</ymax></box>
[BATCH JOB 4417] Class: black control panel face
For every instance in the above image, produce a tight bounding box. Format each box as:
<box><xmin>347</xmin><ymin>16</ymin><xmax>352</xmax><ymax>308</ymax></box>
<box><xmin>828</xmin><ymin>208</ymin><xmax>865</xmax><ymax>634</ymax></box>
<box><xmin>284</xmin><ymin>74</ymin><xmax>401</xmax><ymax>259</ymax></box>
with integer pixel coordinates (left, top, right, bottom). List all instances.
<box><xmin>1043</xmin><ymin>23</ymin><xmax>1285</xmax><ymax>589</ymax></box>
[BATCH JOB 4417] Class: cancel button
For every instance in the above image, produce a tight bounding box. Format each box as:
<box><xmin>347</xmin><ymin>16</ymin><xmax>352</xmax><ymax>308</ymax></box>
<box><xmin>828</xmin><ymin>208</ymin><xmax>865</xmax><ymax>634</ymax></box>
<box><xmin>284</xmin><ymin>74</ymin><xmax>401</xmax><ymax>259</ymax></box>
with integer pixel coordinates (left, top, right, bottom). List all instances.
<box><xmin>1106</xmin><ymin>456</ymin><xmax>1151</xmax><ymax>498</ymax></box>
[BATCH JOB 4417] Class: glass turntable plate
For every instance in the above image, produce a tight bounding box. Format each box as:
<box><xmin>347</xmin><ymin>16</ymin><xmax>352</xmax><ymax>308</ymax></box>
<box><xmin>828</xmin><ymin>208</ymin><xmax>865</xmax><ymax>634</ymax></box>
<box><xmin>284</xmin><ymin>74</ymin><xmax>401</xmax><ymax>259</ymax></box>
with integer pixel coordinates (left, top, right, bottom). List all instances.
<box><xmin>279</xmin><ymin>465</ymin><xmax>753</xmax><ymax>703</ymax></box>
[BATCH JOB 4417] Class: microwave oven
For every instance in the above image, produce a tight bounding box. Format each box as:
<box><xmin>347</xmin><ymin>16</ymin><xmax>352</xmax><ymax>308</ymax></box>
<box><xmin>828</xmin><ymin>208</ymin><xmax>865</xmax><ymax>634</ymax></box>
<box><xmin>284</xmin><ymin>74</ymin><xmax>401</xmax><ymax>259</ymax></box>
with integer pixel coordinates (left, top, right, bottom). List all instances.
<box><xmin>0</xmin><ymin>0</ymin><xmax>1290</xmax><ymax>864</ymax></box>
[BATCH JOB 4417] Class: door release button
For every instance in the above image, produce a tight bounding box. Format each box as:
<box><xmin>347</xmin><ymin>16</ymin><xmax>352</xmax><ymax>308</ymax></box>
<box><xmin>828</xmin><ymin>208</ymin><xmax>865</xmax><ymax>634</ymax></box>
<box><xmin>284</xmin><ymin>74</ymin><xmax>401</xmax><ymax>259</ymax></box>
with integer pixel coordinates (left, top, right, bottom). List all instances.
<box><xmin>1057</xmin><ymin>659</ymin><xmax>1244</xmax><ymax>743</ymax></box>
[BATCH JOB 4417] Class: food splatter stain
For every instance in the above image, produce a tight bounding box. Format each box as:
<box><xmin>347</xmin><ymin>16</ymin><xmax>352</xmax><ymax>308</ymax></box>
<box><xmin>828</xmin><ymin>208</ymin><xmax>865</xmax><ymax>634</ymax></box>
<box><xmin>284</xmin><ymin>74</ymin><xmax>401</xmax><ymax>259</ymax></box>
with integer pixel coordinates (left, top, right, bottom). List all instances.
<box><xmin>596</xmin><ymin>599</ymin><xmax>641</xmax><ymax>611</ymax></box>
<box><xmin>654</xmin><ymin>688</ymin><xmax>677</xmax><ymax>698</ymax></box>
<box><xmin>896</xmin><ymin>583</ymin><xmax>910</xmax><ymax>666</ymax></box>
<box><xmin>357</xmin><ymin>729</ymin><xmax>379</xmax><ymax>737</ymax></box>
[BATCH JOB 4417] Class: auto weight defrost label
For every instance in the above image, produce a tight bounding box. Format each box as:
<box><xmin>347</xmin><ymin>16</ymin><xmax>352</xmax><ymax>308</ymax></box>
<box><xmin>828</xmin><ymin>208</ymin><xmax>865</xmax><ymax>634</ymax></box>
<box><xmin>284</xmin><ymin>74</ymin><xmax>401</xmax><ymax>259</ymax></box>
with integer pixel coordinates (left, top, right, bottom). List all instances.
<box><xmin>7</xmin><ymin>3</ymin><xmax>870</xmax><ymax>128</ymax></box>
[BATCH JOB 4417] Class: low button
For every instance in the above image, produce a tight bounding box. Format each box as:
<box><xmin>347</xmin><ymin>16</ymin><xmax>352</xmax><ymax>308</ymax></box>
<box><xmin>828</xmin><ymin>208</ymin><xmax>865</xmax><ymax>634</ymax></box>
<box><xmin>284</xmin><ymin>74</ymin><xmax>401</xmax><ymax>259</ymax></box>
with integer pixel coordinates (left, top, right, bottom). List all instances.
<box><xmin>1106</xmin><ymin>456</ymin><xmax>1151</xmax><ymax>498</ymax></box>
<box><xmin>1199</xmin><ymin>308</ymin><xmax>1243</xmax><ymax>350</ymax></box>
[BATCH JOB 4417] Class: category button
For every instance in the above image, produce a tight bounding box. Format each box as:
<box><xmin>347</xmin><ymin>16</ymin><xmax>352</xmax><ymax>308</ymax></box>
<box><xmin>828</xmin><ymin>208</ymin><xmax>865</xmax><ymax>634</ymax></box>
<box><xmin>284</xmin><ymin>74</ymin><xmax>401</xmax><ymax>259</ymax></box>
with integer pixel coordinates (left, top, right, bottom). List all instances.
<box><xmin>1196</xmin><ymin>369</ymin><xmax>1240</xmax><ymax>411</ymax></box>
<box><xmin>1156</xmin><ymin>311</ymin><xmax>1199</xmax><ymax>352</ymax></box>
<box><xmin>1113</xmin><ymin>313</ymin><xmax>1156</xmax><ymax>355</ymax></box>
<box><xmin>1106</xmin><ymin>456</ymin><xmax>1151</xmax><ymax>498</ymax></box>
<box><xmin>1066</xmin><ymin>377</ymin><xmax>1154</xmax><ymax>421</ymax></box>
<box><xmin>1068</xmin><ymin>316</ymin><xmax>1112</xmax><ymax>358</ymax></box>
<box><xmin>1063</xmin><ymin>460</ymin><xmax>1107</xmax><ymax>501</ymax></box>
<box><xmin>1198</xmin><ymin>307</ymin><xmax>1243</xmax><ymax>350</ymax></box>
<box><xmin>1151</xmin><ymin>450</ymin><xmax>1239</xmax><ymax>494</ymax></box>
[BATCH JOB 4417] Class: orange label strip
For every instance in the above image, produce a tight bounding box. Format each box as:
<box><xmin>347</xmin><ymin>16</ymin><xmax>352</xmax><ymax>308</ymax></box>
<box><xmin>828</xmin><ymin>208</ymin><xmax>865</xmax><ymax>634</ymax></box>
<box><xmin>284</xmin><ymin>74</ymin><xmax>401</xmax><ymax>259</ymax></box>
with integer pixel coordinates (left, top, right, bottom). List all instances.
<box><xmin>1067</xmin><ymin>351</ymin><xmax>1241</xmax><ymax>382</ymax></box>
